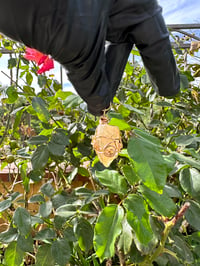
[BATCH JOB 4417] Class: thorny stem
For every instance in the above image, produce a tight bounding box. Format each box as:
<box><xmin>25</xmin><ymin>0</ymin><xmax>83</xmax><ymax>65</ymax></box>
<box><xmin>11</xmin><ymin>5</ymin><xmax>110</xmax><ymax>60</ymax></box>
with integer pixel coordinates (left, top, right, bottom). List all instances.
<box><xmin>106</xmin><ymin>258</ymin><xmax>112</xmax><ymax>266</ymax></box>
<box><xmin>26</xmin><ymin>252</ymin><xmax>35</xmax><ymax>260</ymax></box>
<box><xmin>116</xmin><ymin>247</ymin><xmax>126</xmax><ymax>266</ymax></box>
<box><xmin>141</xmin><ymin>202</ymin><xmax>190</xmax><ymax>266</ymax></box>
<box><xmin>1</xmin><ymin>71</ymin><xmax>24</xmax><ymax>92</ymax></box>
<box><xmin>88</xmin><ymin>166</ymin><xmax>97</xmax><ymax>192</ymax></box>
<box><xmin>50</xmin><ymin>115</ymin><xmax>64</xmax><ymax>129</ymax></box>
<box><xmin>51</xmin><ymin>171</ymin><xmax>59</xmax><ymax>191</ymax></box>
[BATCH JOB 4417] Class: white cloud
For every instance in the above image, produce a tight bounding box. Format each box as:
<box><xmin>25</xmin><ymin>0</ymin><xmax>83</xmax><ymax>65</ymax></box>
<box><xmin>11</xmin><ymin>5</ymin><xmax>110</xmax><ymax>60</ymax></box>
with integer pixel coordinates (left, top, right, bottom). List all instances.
<box><xmin>159</xmin><ymin>0</ymin><xmax>200</xmax><ymax>24</ymax></box>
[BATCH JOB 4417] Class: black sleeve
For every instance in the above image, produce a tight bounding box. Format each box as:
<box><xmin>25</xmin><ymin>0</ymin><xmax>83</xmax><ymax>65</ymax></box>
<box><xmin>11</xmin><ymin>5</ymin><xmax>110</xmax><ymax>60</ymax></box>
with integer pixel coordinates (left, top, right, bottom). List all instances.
<box><xmin>105</xmin><ymin>42</ymin><xmax>133</xmax><ymax>99</ymax></box>
<box><xmin>0</xmin><ymin>0</ymin><xmax>180</xmax><ymax>116</ymax></box>
<box><xmin>0</xmin><ymin>0</ymin><xmax>116</xmax><ymax>116</ymax></box>
<box><xmin>107</xmin><ymin>0</ymin><xmax>180</xmax><ymax>98</ymax></box>
<box><xmin>131</xmin><ymin>13</ymin><xmax>180</xmax><ymax>97</ymax></box>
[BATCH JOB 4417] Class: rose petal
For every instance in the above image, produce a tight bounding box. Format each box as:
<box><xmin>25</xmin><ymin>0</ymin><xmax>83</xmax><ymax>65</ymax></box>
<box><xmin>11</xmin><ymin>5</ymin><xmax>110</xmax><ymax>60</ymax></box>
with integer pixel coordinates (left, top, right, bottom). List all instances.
<box><xmin>24</xmin><ymin>48</ymin><xmax>48</xmax><ymax>65</ymax></box>
<box><xmin>37</xmin><ymin>57</ymin><xmax>54</xmax><ymax>74</ymax></box>
<box><xmin>24</xmin><ymin>47</ymin><xmax>54</xmax><ymax>74</ymax></box>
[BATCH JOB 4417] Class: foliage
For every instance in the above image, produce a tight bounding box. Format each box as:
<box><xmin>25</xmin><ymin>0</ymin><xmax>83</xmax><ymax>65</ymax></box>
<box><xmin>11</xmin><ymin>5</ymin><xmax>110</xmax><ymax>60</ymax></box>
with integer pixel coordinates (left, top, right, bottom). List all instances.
<box><xmin>0</xmin><ymin>34</ymin><xmax>200</xmax><ymax>265</ymax></box>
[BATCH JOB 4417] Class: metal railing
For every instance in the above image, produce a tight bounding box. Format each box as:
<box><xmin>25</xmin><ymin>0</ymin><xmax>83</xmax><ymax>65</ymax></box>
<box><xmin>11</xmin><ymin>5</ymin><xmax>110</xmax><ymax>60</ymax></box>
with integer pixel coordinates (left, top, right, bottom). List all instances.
<box><xmin>0</xmin><ymin>24</ymin><xmax>199</xmax><ymax>54</ymax></box>
<box><xmin>167</xmin><ymin>24</ymin><xmax>200</xmax><ymax>49</ymax></box>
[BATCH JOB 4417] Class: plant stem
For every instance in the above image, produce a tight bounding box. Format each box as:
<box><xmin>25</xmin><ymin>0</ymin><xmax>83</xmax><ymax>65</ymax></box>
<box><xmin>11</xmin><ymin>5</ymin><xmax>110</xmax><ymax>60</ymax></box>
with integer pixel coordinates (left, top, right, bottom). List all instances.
<box><xmin>141</xmin><ymin>202</ymin><xmax>190</xmax><ymax>265</ymax></box>
<box><xmin>106</xmin><ymin>259</ymin><xmax>112</xmax><ymax>266</ymax></box>
<box><xmin>117</xmin><ymin>249</ymin><xmax>126</xmax><ymax>266</ymax></box>
<box><xmin>0</xmin><ymin>104</ymin><xmax>15</xmax><ymax>146</ymax></box>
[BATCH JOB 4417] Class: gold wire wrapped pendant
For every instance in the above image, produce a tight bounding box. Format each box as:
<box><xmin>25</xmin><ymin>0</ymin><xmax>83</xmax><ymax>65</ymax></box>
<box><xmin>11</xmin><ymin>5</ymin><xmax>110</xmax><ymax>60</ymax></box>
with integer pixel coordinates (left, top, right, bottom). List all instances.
<box><xmin>92</xmin><ymin>116</ymin><xmax>123</xmax><ymax>167</ymax></box>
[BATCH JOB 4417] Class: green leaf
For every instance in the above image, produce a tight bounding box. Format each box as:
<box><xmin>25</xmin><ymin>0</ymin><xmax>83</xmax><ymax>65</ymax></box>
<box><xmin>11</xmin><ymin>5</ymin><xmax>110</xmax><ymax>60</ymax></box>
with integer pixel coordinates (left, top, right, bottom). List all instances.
<box><xmin>0</xmin><ymin>227</ymin><xmax>18</xmax><ymax>243</ymax></box>
<box><xmin>31</xmin><ymin>216</ymin><xmax>43</xmax><ymax>226</ymax></box>
<box><xmin>128</xmin><ymin>134</ymin><xmax>167</xmax><ymax>193</ymax></box>
<box><xmin>29</xmin><ymin>194</ymin><xmax>45</xmax><ymax>203</ymax></box>
<box><xmin>163</xmin><ymin>154</ymin><xmax>176</xmax><ymax>175</ymax></box>
<box><xmin>55</xmin><ymin>204</ymin><xmax>78</xmax><ymax>218</ymax></box>
<box><xmin>171</xmin><ymin>235</ymin><xmax>194</xmax><ymax>264</ymax></box>
<box><xmin>117</xmin><ymin>219</ymin><xmax>133</xmax><ymax>254</ymax></box>
<box><xmin>52</xmin><ymin>193</ymin><xmax>74</xmax><ymax>209</ymax></box>
<box><xmin>74</xmin><ymin>217</ymin><xmax>94</xmax><ymax>252</ymax></box>
<box><xmin>78</xmin><ymin>167</ymin><xmax>90</xmax><ymax>177</ymax></box>
<box><xmin>48</xmin><ymin>141</ymin><xmax>66</xmax><ymax>156</ymax></box>
<box><xmin>139</xmin><ymin>185</ymin><xmax>177</xmax><ymax>217</ymax></box>
<box><xmin>68</xmin><ymin>168</ymin><xmax>78</xmax><ymax>183</ymax></box>
<box><xmin>74</xmin><ymin>187</ymin><xmax>92</xmax><ymax>197</ymax></box>
<box><xmin>29</xmin><ymin>169</ymin><xmax>43</xmax><ymax>182</ymax></box>
<box><xmin>175</xmin><ymin>135</ymin><xmax>197</xmax><ymax>146</ymax></box>
<box><xmin>34</xmin><ymin>228</ymin><xmax>56</xmax><ymax>240</ymax></box>
<box><xmin>179</xmin><ymin>168</ymin><xmax>200</xmax><ymax>201</ymax></box>
<box><xmin>156</xmin><ymin>101</ymin><xmax>172</xmax><ymax>107</ymax></box>
<box><xmin>17</xmin><ymin>147</ymin><xmax>31</xmax><ymax>159</ymax></box>
<box><xmin>54</xmin><ymin>215</ymin><xmax>68</xmax><ymax>230</ymax></box>
<box><xmin>0</xmin><ymin>198</ymin><xmax>12</xmax><ymax>212</ymax></box>
<box><xmin>180</xmin><ymin>73</ymin><xmax>189</xmax><ymax>89</ymax></box>
<box><xmin>123</xmin><ymin>194</ymin><xmax>153</xmax><ymax>246</ymax></box>
<box><xmin>19</xmin><ymin>162</ymin><xmax>29</xmax><ymax>192</ymax></box>
<box><xmin>109</xmin><ymin>118</ymin><xmax>131</xmax><ymax>130</ymax></box>
<box><xmin>48</xmin><ymin>129</ymin><xmax>69</xmax><ymax>156</ymax></box>
<box><xmin>28</xmin><ymin>135</ymin><xmax>49</xmax><ymax>145</ymax></box>
<box><xmin>63</xmin><ymin>94</ymin><xmax>83</xmax><ymax>108</ymax></box>
<box><xmin>12</xmin><ymin>107</ymin><xmax>24</xmax><ymax>133</ymax></box>
<box><xmin>133</xmin><ymin>216</ymin><xmax>158</xmax><ymax>254</ymax></box>
<box><xmin>108</xmin><ymin>111</ymin><xmax>123</xmax><ymax>120</ymax></box>
<box><xmin>9</xmin><ymin>192</ymin><xmax>21</xmax><ymax>202</ymax></box>
<box><xmin>94</xmin><ymin>204</ymin><xmax>124</xmax><ymax>262</ymax></box>
<box><xmin>17</xmin><ymin>234</ymin><xmax>34</xmax><ymax>252</ymax></box>
<box><xmin>134</xmin><ymin>128</ymin><xmax>161</xmax><ymax>147</ymax></box>
<box><xmin>22</xmin><ymin>85</ymin><xmax>36</xmax><ymax>96</ymax></box>
<box><xmin>55</xmin><ymin>90</ymin><xmax>72</xmax><ymax>100</ymax></box>
<box><xmin>35</xmin><ymin>244</ymin><xmax>54</xmax><ymax>266</ymax></box>
<box><xmin>122</xmin><ymin>103</ymin><xmax>144</xmax><ymax>115</ymax></box>
<box><xmin>122</xmin><ymin>165</ymin><xmax>140</xmax><ymax>185</ymax></box>
<box><xmin>95</xmin><ymin>170</ymin><xmax>128</xmax><ymax>195</ymax></box>
<box><xmin>32</xmin><ymin>96</ymin><xmax>50</xmax><ymax>123</ymax></box>
<box><xmin>6</xmin><ymin>86</ymin><xmax>18</xmax><ymax>103</ymax></box>
<box><xmin>118</xmin><ymin>105</ymin><xmax>131</xmax><ymax>117</ymax></box>
<box><xmin>40</xmin><ymin>182</ymin><xmax>55</xmax><ymax>197</ymax></box>
<box><xmin>39</xmin><ymin>201</ymin><xmax>53</xmax><ymax>218</ymax></box>
<box><xmin>185</xmin><ymin>200</ymin><xmax>200</xmax><ymax>231</ymax></box>
<box><xmin>51</xmin><ymin>238</ymin><xmax>71</xmax><ymax>266</ymax></box>
<box><xmin>8</xmin><ymin>58</ymin><xmax>17</xmax><ymax>68</ymax></box>
<box><xmin>51</xmin><ymin>129</ymin><xmax>69</xmax><ymax>145</ymax></box>
<box><xmin>128</xmin><ymin>242</ymin><xmax>145</xmax><ymax>264</ymax></box>
<box><xmin>164</xmin><ymin>184</ymin><xmax>182</xmax><ymax>199</ymax></box>
<box><xmin>31</xmin><ymin>144</ymin><xmax>49</xmax><ymax>170</ymax></box>
<box><xmin>125</xmin><ymin>61</ymin><xmax>134</xmax><ymax>76</ymax></box>
<box><xmin>63</xmin><ymin>227</ymin><xmax>76</xmax><ymax>242</ymax></box>
<box><xmin>4</xmin><ymin>242</ymin><xmax>24</xmax><ymax>266</ymax></box>
<box><xmin>13</xmin><ymin>207</ymin><xmax>31</xmax><ymax>236</ymax></box>
<box><xmin>184</xmin><ymin>148</ymin><xmax>200</xmax><ymax>160</ymax></box>
<box><xmin>38</xmin><ymin>75</ymin><xmax>47</xmax><ymax>88</ymax></box>
<box><xmin>172</xmin><ymin>152</ymin><xmax>200</xmax><ymax>170</ymax></box>
<box><xmin>26</xmin><ymin>72</ymin><xmax>33</xmax><ymax>86</ymax></box>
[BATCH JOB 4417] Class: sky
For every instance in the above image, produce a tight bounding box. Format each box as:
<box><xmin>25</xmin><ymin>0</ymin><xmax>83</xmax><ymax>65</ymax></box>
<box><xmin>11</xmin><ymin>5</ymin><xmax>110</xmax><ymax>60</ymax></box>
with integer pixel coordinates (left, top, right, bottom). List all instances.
<box><xmin>158</xmin><ymin>0</ymin><xmax>200</xmax><ymax>24</ymax></box>
<box><xmin>0</xmin><ymin>0</ymin><xmax>200</xmax><ymax>90</ymax></box>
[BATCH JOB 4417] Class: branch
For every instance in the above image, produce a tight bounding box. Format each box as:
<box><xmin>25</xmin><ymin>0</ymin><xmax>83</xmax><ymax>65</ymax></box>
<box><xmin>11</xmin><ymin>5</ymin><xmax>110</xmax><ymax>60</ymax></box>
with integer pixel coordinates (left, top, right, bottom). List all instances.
<box><xmin>171</xmin><ymin>202</ymin><xmax>190</xmax><ymax>225</ymax></box>
<box><xmin>141</xmin><ymin>202</ymin><xmax>190</xmax><ymax>265</ymax></box>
